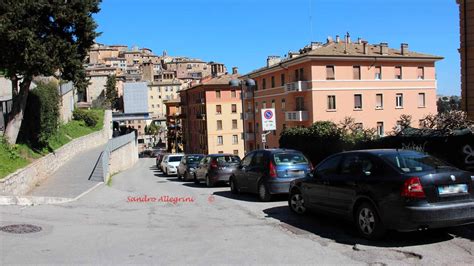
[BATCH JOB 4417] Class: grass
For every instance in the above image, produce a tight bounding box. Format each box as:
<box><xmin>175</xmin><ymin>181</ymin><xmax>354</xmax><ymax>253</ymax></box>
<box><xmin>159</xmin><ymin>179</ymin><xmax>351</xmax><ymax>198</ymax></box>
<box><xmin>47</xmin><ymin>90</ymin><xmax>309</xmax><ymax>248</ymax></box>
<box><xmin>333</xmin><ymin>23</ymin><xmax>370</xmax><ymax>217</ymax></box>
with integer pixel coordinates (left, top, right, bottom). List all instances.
<box><xmin>0</xmin><ymin>109</ymin><xmax>105</xmax><ymax>179</ymax></box>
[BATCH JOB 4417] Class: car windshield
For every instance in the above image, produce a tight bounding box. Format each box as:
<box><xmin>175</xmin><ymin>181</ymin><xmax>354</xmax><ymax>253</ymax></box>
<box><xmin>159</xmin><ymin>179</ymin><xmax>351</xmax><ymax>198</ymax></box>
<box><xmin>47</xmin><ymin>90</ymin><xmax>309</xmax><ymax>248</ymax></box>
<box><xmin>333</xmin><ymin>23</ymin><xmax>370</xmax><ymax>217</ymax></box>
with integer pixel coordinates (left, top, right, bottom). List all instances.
<box><xmin>273</xmin><ymin>153</ymin><xmax>309</xmax><ymax>165</ymax></box>
<box><xmin>187</xmin><ymin>155</ymin><xmax>203</xmax><ymax>163</ymax></box>
<box><xmin>216</xmin><ymin>156</ymin><xmax>240</xmax><ymax>165</ymax></box>
<box><xmin>381</xmin><ymin>151</ymin><xmax>453</xmax><ymax>173</ymax></box>
<box><xmin>168</xmin><ymin>156</ymin><xmax>183</xmax><ymax>162</ymax></box>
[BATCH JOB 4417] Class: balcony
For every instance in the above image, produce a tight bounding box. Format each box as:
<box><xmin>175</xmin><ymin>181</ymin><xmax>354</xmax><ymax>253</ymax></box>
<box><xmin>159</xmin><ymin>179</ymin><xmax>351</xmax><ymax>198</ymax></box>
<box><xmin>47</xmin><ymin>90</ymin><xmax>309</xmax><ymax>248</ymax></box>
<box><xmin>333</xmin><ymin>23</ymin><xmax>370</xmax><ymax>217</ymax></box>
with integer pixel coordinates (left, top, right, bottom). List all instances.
<box><xmin>243</xmin><ymin>112</ymin><xmax>254</xmax><ymax>120</ymax></box>
<box><xmin>242</xmin><ymin>91</ymin><xmax>253</xmax><ymax>99</ymax></box>
<box><xmin>244</xmin><ymin>132</ymin><xmax>255</xmax><ymax>141</ymax></box>
<box><xmin>284</xmin><ymin>81</ymin><xmax>308</xmax><ymax>93</ymax></box>
<box><xmin>285</xmin><ymin>111</ymin><xmax>309</xmax><ymax>122</ymax></box>
<box><xmin>196</xmin><ymin>112</ymin><xmax>206</xmax><ymax>119</ymax></box>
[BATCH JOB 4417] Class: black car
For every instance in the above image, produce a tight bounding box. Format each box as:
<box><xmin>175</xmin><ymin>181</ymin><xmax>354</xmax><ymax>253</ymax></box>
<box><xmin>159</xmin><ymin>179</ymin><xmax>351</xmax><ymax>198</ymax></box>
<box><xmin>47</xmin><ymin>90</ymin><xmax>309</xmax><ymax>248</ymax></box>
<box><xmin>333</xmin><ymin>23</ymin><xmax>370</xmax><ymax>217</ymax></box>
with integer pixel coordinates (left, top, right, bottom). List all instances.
<box><xmin>194</xmin><ymin>154</ymin><xmax>241</xmax><ymax>187</ymax></box>
<box><xmin>177</xmin><ymin>154</ymin><xmax>205</xmax><ymax>181</ymax></box>
<box><xmin>288</xmin><ymin>149</ymin><xmax>474</xmax><ymax>239</ymax></box>
<box><xmin>230</xmin><ymin>149</ymin><xmax>312</xmax><ymax>201</ymax></box>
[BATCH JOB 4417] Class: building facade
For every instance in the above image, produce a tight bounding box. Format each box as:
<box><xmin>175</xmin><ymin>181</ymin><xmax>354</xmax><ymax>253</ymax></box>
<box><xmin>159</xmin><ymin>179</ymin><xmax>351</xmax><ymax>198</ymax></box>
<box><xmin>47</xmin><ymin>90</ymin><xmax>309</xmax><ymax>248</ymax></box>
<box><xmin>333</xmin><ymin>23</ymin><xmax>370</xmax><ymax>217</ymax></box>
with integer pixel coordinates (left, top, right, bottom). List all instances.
<box><xmin>241</xmin><ymin>38</ymin><xmax>442</xmax><ymax>150</ymax></box>
<box><xmin>458</xmin><ymin>0</ymin><xmax>474</xmax><ymax>120</ymax></box>
<box><xmin>180</xmin><ymin>74</ymin><xmax>245</xmax><ymax>157</ymax></box>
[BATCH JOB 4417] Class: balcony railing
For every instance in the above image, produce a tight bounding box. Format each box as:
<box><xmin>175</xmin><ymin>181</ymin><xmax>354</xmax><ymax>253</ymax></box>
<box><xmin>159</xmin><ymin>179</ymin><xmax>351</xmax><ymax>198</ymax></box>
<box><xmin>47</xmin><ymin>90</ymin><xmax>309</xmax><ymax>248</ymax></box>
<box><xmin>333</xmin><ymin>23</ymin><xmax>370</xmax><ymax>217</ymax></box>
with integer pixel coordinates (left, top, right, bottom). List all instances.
<box><xmin>284</xmin><ymin>81</ymin><xmax>308</xmax><ymax>93</ymax></box>
<box><xmin>196</xmin><ymin>112</ymin><xmax>206</xmax><ymax>119</ymax></box>
<box><xmin>242</xmin><ymin>91</ymin><xmax>254</xmax><ymax>99</ymax></box>
<box><xmin>285</xmin><ymin>111</ymin><xmax>309</xmax><ymax>122</ymax></box>
<box><xmin>244</xmin><ymin>132</ymin><xmax>255</xmax><ymax>141</ymax></box>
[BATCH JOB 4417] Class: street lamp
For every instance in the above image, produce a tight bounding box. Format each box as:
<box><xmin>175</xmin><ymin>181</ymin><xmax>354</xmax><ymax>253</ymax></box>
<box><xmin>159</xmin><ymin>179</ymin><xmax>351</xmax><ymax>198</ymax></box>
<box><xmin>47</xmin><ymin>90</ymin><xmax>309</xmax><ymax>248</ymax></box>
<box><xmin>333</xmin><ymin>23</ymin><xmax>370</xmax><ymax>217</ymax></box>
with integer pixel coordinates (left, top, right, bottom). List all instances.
<box><xmin>229</xmin><ymin>78</ymin><xmax>256</xmax><ymax>154</ymax></box>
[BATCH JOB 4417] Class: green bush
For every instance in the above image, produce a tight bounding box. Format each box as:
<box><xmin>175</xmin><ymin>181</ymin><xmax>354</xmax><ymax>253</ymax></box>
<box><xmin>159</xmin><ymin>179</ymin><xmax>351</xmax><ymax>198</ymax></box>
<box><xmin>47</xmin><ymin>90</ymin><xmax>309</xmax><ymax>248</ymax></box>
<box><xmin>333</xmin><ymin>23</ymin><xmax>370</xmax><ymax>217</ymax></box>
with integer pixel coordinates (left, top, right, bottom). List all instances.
<box><xmin>19</xmin><ymin>82</ymin><xmax>60</xmax><ymax>149</ymax></box>
<box><xmin>73</xmin><ymin>109</ymin><xmax>99</xmax><ymax>127</ymax></box>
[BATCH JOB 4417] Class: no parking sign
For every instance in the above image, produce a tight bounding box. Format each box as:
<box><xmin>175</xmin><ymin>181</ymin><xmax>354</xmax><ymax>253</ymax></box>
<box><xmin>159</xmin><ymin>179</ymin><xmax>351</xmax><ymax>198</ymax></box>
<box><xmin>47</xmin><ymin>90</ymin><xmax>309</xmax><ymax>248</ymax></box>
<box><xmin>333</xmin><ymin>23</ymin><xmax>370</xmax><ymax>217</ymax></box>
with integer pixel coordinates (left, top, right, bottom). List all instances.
<box><xmin>261</xmin><ymin>108</ymin><xmax>276</xmax><ymax>131</ymax></box>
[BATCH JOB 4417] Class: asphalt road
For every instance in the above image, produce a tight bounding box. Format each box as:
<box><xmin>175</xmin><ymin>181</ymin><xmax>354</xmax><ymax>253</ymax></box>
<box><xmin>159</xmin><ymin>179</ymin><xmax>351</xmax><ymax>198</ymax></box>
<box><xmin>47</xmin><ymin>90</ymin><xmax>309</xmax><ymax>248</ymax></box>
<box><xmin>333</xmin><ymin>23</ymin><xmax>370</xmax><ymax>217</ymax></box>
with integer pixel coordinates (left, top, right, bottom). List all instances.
<box><xmin>1</xmin><ymin>158</ymin><xmax>473</xmax><ymax>265</ymax></box>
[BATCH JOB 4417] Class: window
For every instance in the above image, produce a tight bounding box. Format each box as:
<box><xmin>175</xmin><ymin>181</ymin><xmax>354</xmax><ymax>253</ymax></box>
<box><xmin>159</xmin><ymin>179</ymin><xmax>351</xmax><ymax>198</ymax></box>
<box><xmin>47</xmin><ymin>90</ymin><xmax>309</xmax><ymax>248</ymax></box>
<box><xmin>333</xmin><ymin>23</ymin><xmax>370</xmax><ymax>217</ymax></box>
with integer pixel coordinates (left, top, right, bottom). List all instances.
<box><xmin>376</xmin><ymin>94</ymin><xmax>383</xmax><ymax>109</ymax></box>
<box><xmin>231</xmin><ymin>104</ymin><xmax>237</xmax><ymax>113</ymax></box>
<box><xmin>218</xmin><ymin>151</ymin><xmax>224</xmax><ymax>154</ymax></box>
<box><xmin>232</xmin><ymin>119</ymin><xmax>238</xmax><ymax>129</ymax></box>
<box><xmin>216</xmin><ymin>105</ymin><xmax>222</xmax><ymax>114</ymax></box>
<box><xmin>281</xmin><ymin>99</ymin><xmax>286</xmax><ymax>110</ymax></box>
<box><xmin>375</xmin><ymin>66</ymin><xmax>382</xmax><ymax>80</ymax></box>
<box><xmin>241</xmin><ymin>153</ymin><xmax>254</xmax><ymax>167</ymax></box>
<box><xmin>256</xmin><ymin>122</ymin><xmax>259</xmax><ymax>133</ymax></box>
<box><xmin>280</xmin><ymin>73</ymin><xmax>285</xmax><ymax>86</ymax></box>
<box><xmin>395</xmin><ymin>66</ymin><xmax>402</xmax><ymax>79</ymax></box>
<box><xmin>271</xmin><ymin>99</ymin><xmax>275</xmax><ymax>108</ymax></box>
<box><xmin>316</xmin><ymin>155</ymin><xmax>342</xmax><ymax>176</ymax></box>
<box><xmin>326</xmin><ymin>66</ymin><xmax>335</xmax><ymax>80</ymax></box>
<box><xmin>418</xmin><ymin>93</ymin><xmax>426</xmax><ymax>107</ymax></box>
<box><xmin>327</xmin><ymin>95</ymin><xmax>336</xmax><ymax>110</ymax></box>
<box><xmin>217</xmin><ymin>120</ymin><xmax>222</xmax><ymax>130</ymax></box>
<box><xmin>233</xmin><ymin>150</ymin><xmax>239</xmax><ymax>155</ymax></box>
<box><xmin>299</xmin><ymin>68</ymin><xmax>304</xmax><ymax>81</ymax></box>
<box><xmin>353</xmin><ymin>66</ymin><xmax>361</xmax><ymax>80</ymax></box>
<box><xmin>354</xmin><ymin>94</ymin><xmax>362</xmax><ymax>109</ymax></box>
<box><xmin>396</xmin><ymin>93</ymin><xmax>403</xmax><ymax>108</ymax></box>
<box><xmin>231</xmin><ymin>90</ymin><xmax>236</xmax><ymax>98</ymax></box>
<box><xmin>216</xmin><ymin>90</ymin><xmax>221</xmax><ymax>98</ymax></box>
<box><xmin>217</xmin><ymin>136</ymin><xmax>223</xmax><ymax>145</ymax></box>
<box><xmin>152</xmin><ymin>104</ymin><xmax>155</xmax><ymax>108</ymax></box>
<box><xmin>296</xmin><ymin>97</ymin><xmax>305</xmax><ymax>111</ymax></box>
<box><xmin>417</xmin><ymin>67</ymin><xmax>424</xmax><ymax>80</ymax></box>
<box><xmin>252</xmin><ymin>152</ymin><xmax>265</xmax><ymax>166</ymax></box>
<box><xmin>255</xmin><ymin>102</ymin><xmax>259</xmax><ymax>113</ymax></box>
<box><xmin>232</xmin><ymin>135</ymin><xmax>238</xmax><ymax>144</ymax></box>
<box><xmin>271</xmin><ymin>76</ymin><xmax>275</xmax><ymax>88</ymax></box>
<box><xmin>377</xmin><ymin>122</ymin><xmax>384</xmax><ymax>136</ymax></box>
<box><xmin>262</xmin><ymin>78</ymin><xmax>266</xmax><ymax>90</ymax></box>
<box><xmin>294</xmin><ymin>69</ymin><xmax>299</xmax><ymax>81</ymax></box>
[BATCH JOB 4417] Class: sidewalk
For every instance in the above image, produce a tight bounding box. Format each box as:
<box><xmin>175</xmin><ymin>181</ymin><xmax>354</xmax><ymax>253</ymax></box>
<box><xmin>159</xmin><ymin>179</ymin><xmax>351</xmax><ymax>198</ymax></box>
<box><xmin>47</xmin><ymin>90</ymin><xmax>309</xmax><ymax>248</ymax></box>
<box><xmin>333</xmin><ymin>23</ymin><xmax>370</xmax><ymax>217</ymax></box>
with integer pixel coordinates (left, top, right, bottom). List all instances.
<box><xmin>27</xmin><ymin>144</ymin><xmax>106</xmax><ymax>198</ymax></box>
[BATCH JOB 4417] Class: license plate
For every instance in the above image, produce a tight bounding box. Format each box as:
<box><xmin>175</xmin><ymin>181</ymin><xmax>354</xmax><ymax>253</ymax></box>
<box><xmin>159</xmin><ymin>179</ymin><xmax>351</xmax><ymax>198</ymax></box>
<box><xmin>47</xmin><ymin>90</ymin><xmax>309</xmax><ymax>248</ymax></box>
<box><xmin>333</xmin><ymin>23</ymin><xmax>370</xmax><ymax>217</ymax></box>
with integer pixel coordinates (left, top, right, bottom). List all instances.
<box><xmin>288</xmin><ymin>170</ymin><xmax>304</xmax><ymax>176</ymax></box>
<box><xmin>437</xmin><ymin>184</ymin><xmax>468</xmax><ymax>195</ymax></box>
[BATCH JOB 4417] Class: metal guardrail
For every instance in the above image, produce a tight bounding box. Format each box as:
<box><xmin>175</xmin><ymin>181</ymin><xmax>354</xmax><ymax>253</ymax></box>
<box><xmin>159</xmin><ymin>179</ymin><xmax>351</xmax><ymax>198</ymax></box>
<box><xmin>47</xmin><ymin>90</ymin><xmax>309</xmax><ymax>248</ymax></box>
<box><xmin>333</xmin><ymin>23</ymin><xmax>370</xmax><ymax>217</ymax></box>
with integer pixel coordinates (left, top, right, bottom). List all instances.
<box><xmin>100</xmin><ymin>131</ymin><xmax>136</xmax><ymax>182</ymax></box>
<box><xmin>0</xmin><ymin>99</ymin><xmax>13</xmax><ymax>132</ymax></box>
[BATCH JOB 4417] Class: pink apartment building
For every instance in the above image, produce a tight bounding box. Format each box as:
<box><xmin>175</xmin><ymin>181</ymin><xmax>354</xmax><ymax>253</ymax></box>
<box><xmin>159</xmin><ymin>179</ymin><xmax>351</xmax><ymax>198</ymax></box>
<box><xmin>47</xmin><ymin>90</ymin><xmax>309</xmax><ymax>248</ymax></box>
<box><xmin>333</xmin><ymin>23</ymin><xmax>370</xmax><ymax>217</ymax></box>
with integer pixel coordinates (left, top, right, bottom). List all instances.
<box><xmin>241</xmin><ymin>37</ymin><xmax>443</xmax><ymax>151</ymax></box>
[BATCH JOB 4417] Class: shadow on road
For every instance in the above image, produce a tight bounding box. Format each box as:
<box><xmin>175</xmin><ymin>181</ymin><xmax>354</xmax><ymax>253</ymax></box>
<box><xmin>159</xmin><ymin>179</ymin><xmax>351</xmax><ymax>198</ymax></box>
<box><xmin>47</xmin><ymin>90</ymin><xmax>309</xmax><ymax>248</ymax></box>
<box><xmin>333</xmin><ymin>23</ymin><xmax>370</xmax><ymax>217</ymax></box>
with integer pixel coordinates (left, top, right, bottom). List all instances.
<box><xmin>262</xmin><ymin>206</ymin><xmax>460</xmax><ymax>248</ymax></box>
<box><xmin>213</xmin><ymin>190</ymin><xmax>287</xmax><ymax>203</ymax></box>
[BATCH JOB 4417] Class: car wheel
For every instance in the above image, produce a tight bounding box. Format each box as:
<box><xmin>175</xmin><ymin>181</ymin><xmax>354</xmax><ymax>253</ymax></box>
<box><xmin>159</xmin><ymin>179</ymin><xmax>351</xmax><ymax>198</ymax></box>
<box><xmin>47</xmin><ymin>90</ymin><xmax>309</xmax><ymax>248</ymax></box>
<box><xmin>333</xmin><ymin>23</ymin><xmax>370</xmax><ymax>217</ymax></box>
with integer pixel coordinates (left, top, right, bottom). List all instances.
<box><xmin>355</xmin><ymin>203</ymin><xmax>386</xmax><ymax>240</ymax></box>
<box><xmin>206</xmin><ymin>175</ymin><xmax>213</xmax><ymax>187</ymax></box>
<box><xmin>230</xmin><ymin>177</ymin><xmax>238</xmax><ymax>194</ymax></box>
<box><xmin>194</xmin><ymin>173</ymin><xmax>200</xmax><ymax>184</ymax></box>
<box><xmin>289</xmin><ymin>189</ymin><xmax>306</xmax><ymax>215</ymax></box>
<box><xmin>258</xmin><ymin>182</ymin><xmax>272</xmax><ymax>202</ymax></box>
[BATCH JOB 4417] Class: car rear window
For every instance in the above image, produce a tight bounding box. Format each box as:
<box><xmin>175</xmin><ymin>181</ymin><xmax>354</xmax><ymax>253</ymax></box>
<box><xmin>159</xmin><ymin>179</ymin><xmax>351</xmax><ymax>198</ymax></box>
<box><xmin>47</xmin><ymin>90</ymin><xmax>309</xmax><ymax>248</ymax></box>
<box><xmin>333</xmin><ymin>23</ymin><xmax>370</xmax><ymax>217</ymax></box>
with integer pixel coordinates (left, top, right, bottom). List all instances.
<box><xmin>168</xmin><ymin>156</ymin><xmax>183</xmax><ymax>162</ymax></box>
<box><xmin>381</xmin><ymin>151</ymin><xmax>452</xmax><ymax>173</ymax></box>
<box><xmin>216</xmin><ymin>156</ymin><xmax>240</xmax><ymax>165</ymax></box>
<box><xmin>273</xmin><ymin>153</ymin><xmax>309</xmax><ymax>165</ymax></box>
<box><xmin>187</xmin><ymin>155</ymin><xmax>203</xmax><ymax>163</ymax></box>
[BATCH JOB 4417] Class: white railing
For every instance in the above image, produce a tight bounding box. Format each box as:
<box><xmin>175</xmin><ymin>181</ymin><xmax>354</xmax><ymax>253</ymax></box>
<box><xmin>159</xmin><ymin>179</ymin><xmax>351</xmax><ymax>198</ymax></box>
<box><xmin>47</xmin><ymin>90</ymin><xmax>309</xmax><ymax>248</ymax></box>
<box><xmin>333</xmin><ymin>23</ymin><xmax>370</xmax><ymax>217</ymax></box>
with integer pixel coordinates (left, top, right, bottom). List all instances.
<box><xmin>284</xmin><ymin>81</ymin><xmax>308</xmax><ymax>93</ymax></box>
<box><xmin>285</xmin><ymin>111</ymin><xmax>309</xmax><ymax>122</ymax></box>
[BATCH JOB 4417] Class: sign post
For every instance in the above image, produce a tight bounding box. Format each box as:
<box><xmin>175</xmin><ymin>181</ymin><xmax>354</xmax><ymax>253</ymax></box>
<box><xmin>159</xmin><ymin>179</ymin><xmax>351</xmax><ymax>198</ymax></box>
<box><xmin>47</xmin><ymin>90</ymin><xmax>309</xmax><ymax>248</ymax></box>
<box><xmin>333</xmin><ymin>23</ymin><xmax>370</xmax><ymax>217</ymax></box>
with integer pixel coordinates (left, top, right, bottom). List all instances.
<box><xmin>261</xmin><ymin>108</ymin><xmax>276</xmax><ymax>148</ymax></box>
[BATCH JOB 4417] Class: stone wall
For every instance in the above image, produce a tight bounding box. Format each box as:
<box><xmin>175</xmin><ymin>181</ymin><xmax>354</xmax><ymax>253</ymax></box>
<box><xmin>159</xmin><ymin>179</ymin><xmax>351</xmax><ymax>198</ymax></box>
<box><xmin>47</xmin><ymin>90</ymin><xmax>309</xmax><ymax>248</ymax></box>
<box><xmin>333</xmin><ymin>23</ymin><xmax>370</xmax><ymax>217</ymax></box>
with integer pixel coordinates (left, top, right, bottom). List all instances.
<box><xmin>0</xmin><ymin>110</ymin><xmax>112</xmax><ymax>195</ymax></box>
<box><xmin>108</xmin><ymin>136</ymin><xmax>138</xmax><ymax>180</ymax></box>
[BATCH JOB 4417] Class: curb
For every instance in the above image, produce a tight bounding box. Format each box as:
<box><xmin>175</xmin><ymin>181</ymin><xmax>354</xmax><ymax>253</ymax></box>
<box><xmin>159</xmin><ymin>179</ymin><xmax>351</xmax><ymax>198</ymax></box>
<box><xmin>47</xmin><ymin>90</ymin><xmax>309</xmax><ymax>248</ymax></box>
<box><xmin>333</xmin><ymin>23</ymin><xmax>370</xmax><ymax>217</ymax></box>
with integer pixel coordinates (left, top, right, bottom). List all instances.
<box><xmin>0</xmin><ymin>182</ymin><xmax>104</xmax><ymax>206</ymax></box>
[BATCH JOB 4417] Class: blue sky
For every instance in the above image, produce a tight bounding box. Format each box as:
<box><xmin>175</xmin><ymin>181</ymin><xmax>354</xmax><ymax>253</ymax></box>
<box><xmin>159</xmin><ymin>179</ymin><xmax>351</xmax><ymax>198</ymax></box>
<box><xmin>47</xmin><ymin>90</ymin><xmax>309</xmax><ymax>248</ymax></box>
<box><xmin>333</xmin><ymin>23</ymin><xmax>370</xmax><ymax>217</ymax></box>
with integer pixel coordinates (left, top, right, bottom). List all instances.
<box><xmin>95</xmin><ymin>0</ymin><xmax>460</xmax><ymax>96</ymax></box>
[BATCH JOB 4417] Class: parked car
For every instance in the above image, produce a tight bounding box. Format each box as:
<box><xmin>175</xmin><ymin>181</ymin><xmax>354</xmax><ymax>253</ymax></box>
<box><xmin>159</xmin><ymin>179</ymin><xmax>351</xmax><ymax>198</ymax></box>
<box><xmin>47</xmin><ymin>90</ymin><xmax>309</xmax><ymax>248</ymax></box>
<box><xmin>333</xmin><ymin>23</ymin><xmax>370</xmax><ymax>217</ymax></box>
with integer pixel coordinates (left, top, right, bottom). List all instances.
<box><xmin>156</xmin><ymin>153</ymin><xmax>168</xmax><ymax>168</ymax></box>
<box><xmin>161</xmin><ymin>154</ymin><xmax>184</xmax><ymax>176</ymax></box>
<box><xmin>177</xmin><ymin>154</ymin><xmax>205</xmax><ymax>181</ymax></box>
<box><xmin>194</xmin><ymin>154</ymin><xmax>241</xmax><ymax>187</ymax></box>
<box><xmin>288</xmin><ymin>149</ymin><xmax>474</xmax><ymax>240</ymax></box>
<box><xmin>229</xmin><ymin>149</ymin><xmax>312</xmax><ymax>201</ymax></box>
<box><xmin>139</xmin><ymin>150</ymin><xmax>154</xmax><ymax>158</ymax></box>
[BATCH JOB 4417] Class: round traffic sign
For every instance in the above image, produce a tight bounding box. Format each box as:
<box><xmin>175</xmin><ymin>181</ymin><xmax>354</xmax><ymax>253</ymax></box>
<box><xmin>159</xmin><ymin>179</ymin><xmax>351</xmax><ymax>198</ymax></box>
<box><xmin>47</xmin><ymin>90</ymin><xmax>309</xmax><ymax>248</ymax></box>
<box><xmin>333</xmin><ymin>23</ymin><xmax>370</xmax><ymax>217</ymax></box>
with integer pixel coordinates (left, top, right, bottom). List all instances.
<box><xmin>264</xmin><ymin>110</ymin><xmax>273</xmax><ymax>120</ymax></box>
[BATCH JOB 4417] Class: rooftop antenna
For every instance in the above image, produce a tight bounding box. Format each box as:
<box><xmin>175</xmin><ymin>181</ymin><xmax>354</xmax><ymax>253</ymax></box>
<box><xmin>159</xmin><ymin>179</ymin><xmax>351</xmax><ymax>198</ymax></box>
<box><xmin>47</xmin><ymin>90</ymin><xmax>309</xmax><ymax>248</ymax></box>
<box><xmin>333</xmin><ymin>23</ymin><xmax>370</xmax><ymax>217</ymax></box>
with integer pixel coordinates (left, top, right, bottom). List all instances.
<box><xmin>309</xmin><ymin>0</ymin><xmax>314</xmax><ymax>41</ymax></box>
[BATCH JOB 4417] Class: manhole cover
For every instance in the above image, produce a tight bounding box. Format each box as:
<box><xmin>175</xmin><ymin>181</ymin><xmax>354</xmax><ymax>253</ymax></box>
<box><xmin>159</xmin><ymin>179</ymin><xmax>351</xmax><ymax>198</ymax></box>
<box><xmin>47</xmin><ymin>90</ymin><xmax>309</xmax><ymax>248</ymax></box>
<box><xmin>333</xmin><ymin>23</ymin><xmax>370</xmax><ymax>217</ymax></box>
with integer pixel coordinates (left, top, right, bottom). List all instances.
<box><xmin>0</xmin><ymin>224</ymin><xmax>42</xmax><ymax>234</ymax></box>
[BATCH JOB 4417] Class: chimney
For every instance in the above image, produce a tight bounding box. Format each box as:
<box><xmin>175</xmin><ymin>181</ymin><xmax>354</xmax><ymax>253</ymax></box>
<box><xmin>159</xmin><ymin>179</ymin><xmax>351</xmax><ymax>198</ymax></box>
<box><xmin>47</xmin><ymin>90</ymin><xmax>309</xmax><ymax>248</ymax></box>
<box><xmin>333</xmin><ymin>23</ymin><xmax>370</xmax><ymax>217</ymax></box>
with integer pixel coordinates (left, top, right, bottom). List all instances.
<box><xmin>380</xmin><ymin>42</ymin><xmax>388</xmax><ymax>55</ymax></box>
<box><xmin>346</xmin><ymin>32</ymin><xmax>351</xmax><ymax>44</ymax></box>
<box><xmin>357</xmin><ymin>37</ymin><xmax>362</xmax><ymax>44</ymax></box>
<box><xmin>267</xmin><ymin>56</ymin><xmax>281</xmax><ymax>67</ymax></box>
<box><xmin>327</xmin><ymin>36</ymin><xmax>333</xmax><ymax>43</ymax></box>
<box><xmin>362</xmin><ymin>41</ymin><xmax>369</xmax><ymax>55</ymax></box>
<box><xmin>401</xmin><ymin>43</ymin><xmax>409</xmax><ymax>55</ymax></box>
<box><xmin>336</xmin><ymin>35</ymin><xmax>340</xmax><ymax>43</ymax></box>
<box><xmin>232</xmin><ymin>67</ymin><xmax>238</xmax><ymax>74</ymax></box>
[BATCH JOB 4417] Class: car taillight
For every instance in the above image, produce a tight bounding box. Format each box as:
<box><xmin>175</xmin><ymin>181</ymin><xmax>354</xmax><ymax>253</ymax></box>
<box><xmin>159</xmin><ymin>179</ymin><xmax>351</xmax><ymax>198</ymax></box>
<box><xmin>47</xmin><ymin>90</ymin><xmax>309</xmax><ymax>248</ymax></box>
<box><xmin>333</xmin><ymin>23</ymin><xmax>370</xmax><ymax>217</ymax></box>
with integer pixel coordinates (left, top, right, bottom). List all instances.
<box><xmin>210</xmin><ymin>160</ymin><xmax>218</xmax><ymax>169</ymax></box>
<box><xmin>269</xmin><ymin>161</ymin><xmax>277</xmax><ymax>178</ymax></box>
<box><xmin>401</xmin><ymin>177</ymin><xmax>425</xmax><ymax>198</ymax></box>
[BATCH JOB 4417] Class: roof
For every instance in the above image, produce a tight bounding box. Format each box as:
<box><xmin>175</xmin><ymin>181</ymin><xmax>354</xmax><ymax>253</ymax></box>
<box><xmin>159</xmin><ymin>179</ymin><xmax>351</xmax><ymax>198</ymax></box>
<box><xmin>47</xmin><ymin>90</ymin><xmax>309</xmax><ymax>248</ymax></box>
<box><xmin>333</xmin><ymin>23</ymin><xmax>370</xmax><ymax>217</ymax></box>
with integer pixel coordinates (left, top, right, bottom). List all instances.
<box><xmin>245</xmin><ymin>41</ymin><xmax>444</xmax><ymax>77</ymax></box>
<box><xmin>181</xmin><ymin>73</ymin><xmax>239</xmax><ymax>92</ymax></box>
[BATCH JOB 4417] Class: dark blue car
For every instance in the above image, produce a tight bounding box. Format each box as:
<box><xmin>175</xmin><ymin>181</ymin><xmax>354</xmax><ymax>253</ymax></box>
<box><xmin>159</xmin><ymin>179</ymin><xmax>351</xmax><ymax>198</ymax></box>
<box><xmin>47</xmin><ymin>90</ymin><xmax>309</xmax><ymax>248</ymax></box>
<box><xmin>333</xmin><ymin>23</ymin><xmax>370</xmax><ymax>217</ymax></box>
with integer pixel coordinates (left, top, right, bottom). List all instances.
<box><xmin>230</xmin><ymin>149</ymin><xmax>312</xmax><ymax>201</ymax></box>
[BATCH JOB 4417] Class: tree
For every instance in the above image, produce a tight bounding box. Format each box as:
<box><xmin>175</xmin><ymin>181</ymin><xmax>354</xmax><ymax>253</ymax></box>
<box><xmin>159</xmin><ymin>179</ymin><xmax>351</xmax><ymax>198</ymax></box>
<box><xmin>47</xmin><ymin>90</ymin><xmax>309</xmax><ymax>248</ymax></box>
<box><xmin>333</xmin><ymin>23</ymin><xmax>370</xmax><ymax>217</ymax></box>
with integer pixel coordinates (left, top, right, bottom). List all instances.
<box><xmin>437</xmin><ymin>96</ymin><xmax>461</xmax><ymax>113</ymax></box>
<box><xmin>0</xmin><ymin>0</ymin><xmax>101</xmax><ymax>144</ymax></box>
<box><xmin>105</xmin><ymin>75</ymin><xmax>118</xmax><ymax>109</ymax></box>
<box><xmin>392</xmin><ymin>114</ymin><xmax>412</xmax><ymax>135</ymax></box>
<box><xmin>420</xmin><ymin>110</ymin><xmax>474</xmax><ymax>133</ymax></box>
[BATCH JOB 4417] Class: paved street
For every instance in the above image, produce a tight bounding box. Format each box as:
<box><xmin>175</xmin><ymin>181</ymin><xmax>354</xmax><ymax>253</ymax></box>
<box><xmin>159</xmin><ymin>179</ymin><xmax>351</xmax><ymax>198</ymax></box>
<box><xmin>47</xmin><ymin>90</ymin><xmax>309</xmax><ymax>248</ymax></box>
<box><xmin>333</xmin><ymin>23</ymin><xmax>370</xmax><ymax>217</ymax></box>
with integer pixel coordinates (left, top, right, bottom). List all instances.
<box><xmin>1</xmin><ymin>158</ymin><xmax>473</xmax><ymax>265</ymax></box>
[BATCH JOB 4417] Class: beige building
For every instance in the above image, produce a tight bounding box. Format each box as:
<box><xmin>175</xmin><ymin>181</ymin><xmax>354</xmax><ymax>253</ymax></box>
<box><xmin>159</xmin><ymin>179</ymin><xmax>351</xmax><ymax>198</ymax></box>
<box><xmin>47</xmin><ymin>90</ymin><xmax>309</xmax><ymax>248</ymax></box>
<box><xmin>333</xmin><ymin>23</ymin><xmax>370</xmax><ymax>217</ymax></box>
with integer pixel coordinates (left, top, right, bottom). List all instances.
<box><xmin>458</xmin><ymin>0</ymin><xmax>474</xmax><ymax>120</ymax></box>
<box><xmin>180</xmin><ymin>73</ymin><xmax>245</xmax><ymax>158</ymax></box>
<box><xmin>148</xmin><ymin>80</ymin><xmax>182</xmax><ymax>120</ymax></box>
